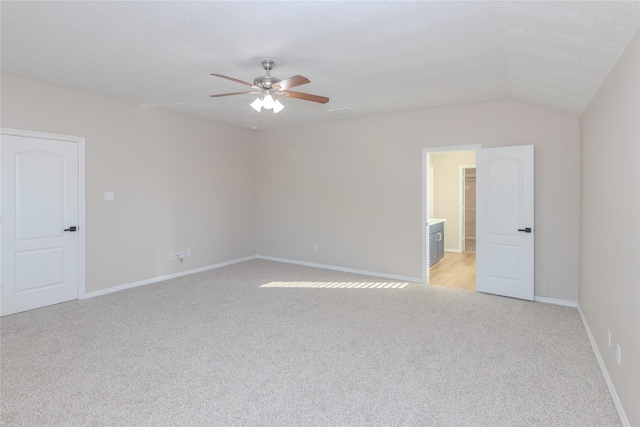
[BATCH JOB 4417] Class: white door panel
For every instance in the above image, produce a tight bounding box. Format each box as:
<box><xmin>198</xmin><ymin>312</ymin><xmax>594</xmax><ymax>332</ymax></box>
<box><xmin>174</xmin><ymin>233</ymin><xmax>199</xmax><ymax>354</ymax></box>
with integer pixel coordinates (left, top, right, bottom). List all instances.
<box><xmin>1</xmin><ymin>134</ymin><xmax>79</xmax><ymax>315</ymax></box>
<box><xmin>17</xmin><ymin>150</ymin><xmax>66</xmax><ymax>240</ymax></box>
<box><xmin>476</xmin><ymin>145</ymin><xmax>534</xmax><ymax>300</ymax></box>
<box><xmin>16</xmin><ymin>247</ymin><xmax>66</xmax><ymax>292</ymax></box>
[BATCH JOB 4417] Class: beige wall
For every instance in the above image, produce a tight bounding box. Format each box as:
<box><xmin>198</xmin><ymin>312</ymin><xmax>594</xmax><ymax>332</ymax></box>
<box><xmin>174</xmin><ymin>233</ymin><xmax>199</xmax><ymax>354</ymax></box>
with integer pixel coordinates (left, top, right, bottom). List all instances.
<box><xmin>429</xmin><ymin>151</ymin><xmax>476</xmax><ymax>251</ymax></box>
<box><xmin>257</xmin><ymin>98</ymin><xmax>580</xmax><ymax>300</ymax></box>
<box><xmin>579</xmin><ymin>32</ymin><xmax>639</xmax><ymax>426</ymax></box>
<box><xmin>1</xmin><ymin>73</ymin><xmax>257</xmax><ymax>293</ymax></box>
<box><xmin>1</xmin><ymin>74</ymin><xmax>582</xmax><ymax>303</ymax></box>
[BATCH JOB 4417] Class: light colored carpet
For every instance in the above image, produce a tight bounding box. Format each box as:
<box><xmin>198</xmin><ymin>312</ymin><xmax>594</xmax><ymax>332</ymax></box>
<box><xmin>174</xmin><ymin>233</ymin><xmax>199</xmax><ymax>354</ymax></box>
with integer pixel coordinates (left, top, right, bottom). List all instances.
<box><xmin>1</xmin><ymin>259</ymin><xmax>619</xmax><ymax>426</ymax></box>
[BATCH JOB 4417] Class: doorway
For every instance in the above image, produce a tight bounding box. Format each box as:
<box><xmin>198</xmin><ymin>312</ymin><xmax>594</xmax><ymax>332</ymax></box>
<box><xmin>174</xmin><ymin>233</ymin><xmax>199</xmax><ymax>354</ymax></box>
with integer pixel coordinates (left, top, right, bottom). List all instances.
<box><xmin>426</xmin><ymin>150</ymin><xmax>477</xmax><ymax>291</ymax></box>
<box><xmin>422</xmin><ymin>144</ymin><xmax>535</xmax><ymax>301</ymax></box>
<box><xmin>461</xmin><ymin>166</ymin><xmax>476</xmax><ymax>254</ymax></box>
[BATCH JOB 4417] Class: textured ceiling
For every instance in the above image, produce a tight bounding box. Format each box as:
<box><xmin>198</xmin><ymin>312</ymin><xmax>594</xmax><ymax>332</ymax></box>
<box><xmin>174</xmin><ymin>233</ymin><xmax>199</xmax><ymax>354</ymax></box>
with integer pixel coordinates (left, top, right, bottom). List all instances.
<box><xmin>1</xmin><ymin>1</ymin><xmax>639</xmax><ymax>129</ymax></box>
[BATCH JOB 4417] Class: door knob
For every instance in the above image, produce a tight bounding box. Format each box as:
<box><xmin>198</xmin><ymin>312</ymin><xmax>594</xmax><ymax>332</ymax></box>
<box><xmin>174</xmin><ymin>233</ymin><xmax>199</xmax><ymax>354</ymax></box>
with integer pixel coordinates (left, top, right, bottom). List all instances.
<box><xmin>517</xmin><ymin>227</ymin><xmax>532</xmax><ymax>233</ymax></box>
<box><xmin>64</xmin><ymin>226</ymin><xmax>77</xmax><ymax>232</ymax></box>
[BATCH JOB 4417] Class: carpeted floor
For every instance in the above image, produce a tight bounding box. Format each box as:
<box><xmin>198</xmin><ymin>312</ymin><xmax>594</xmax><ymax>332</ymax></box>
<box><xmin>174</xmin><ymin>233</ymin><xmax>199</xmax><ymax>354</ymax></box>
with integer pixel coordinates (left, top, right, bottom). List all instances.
<box><xmin>1</xmin><ymin>259</ymin><xmax>620</xmax><ymax>426</ymax></box>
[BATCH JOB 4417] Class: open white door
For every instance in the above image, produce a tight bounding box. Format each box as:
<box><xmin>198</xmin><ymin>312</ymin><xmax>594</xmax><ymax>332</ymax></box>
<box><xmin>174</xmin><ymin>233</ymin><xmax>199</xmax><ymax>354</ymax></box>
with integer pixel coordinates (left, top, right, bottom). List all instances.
<box><xmin>476</xmin><ymin>145</ymin><xmax>534</xmax><ymax>300</ymax></box>
<box><xmin>1</xmin><ymin>132</ymin><xmax>80</xmax><ymax>315</ymax></box>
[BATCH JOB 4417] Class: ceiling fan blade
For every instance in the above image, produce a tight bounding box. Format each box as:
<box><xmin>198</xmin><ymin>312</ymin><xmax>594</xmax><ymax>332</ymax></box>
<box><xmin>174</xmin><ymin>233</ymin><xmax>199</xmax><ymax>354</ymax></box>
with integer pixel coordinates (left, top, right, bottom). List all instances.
<box><xmin>281</xmin><ymin>90</ymin><xmax>329</xmax><ymax>104</ymax></box>
<box><xmin>271</xmin><ymin>75</ymin><xmax>310</xmax><ymax>91</ymax></box>
<box><xmin>211</xmin><ymin>73</ymin><xmax>254</xmax><ymax>87</ymax></box>
<box><xmin>210</xmin><ymin>91</ymin><xmax>259</xmax><ymax>98</ymax></box>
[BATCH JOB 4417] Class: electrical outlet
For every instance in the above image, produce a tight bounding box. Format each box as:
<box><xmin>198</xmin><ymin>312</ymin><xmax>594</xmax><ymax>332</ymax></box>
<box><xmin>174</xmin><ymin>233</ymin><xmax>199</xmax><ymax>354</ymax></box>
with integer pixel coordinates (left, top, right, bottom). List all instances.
<box><xmin>174</xmin><ymin>252</ymin><xmax>179</xmax><ymax>260</ymax></box>
<box><xmin>616</xmin><ymin>345</ymin><xmax>621</xmax><ymax>366</ymax></box>
<box><xmin>169</xmin><ymin>252</ymin><xmax>174</xmax><ymax>260</ymax></box>
<box><xmin>313</xmin><ymin>244</ymin><xmax>318</xmax><ymax>251</ymax></box>
<box><xmin>608</xmin><ymin>329</ymin><xmax>612</xmax><ymax>347</ymax></box>
<box><xmin>179</xmin><ymin>251</ymin><xmax>185</xmax><ymax>259</ymax></box>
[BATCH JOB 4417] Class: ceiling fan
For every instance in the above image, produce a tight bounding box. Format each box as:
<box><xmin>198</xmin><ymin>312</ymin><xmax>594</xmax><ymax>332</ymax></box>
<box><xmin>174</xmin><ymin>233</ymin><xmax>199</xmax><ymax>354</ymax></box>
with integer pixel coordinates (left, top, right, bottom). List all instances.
<box><xmin>210</xmin><ymin>60</ymin><xmax>329</xmax><ymax>113</ymax></box>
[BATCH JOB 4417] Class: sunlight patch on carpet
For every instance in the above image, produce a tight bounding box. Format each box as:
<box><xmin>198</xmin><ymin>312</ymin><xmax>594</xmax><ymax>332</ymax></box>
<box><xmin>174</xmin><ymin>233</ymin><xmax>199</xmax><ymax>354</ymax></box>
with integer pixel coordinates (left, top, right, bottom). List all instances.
<box><xmin>260</xmin><ymin>281</ymin><xmax>409</xmax><ymax>289</ymax></box>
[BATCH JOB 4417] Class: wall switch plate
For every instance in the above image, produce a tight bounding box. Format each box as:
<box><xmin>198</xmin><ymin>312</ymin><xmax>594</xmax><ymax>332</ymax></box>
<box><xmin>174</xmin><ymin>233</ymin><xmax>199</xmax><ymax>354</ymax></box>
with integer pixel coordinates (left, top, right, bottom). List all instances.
<box><xmin>313</xmin><ymin>244</ymin><xmax>318</xmax><ymax>251</ymax></box>
<box><xmin>616</xmin><ymin>345</ymin><xmax>621</xmax><ymax>366</ymax></box>
<box><xmin>608</xmin><ymin>329</ymin><xmax>612</xmax><ymax>347</ymax></box>
<box><xmin>186</xmin><ymin>250</ymin><xmax>191</xmax><ymax>257</ymax></box>
<box><xmin>104</xmin><ymin>192</ymin><xmax>114</xmax><ymax>201</ymax></box>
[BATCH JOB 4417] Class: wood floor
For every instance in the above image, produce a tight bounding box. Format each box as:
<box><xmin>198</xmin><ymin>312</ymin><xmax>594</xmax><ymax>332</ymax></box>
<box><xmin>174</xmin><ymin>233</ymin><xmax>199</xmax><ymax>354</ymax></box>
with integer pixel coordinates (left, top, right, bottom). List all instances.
<box><xmin>429</xmin><ymin>251</ymin><xmax>476</xmax><ymax>291</ymax></box>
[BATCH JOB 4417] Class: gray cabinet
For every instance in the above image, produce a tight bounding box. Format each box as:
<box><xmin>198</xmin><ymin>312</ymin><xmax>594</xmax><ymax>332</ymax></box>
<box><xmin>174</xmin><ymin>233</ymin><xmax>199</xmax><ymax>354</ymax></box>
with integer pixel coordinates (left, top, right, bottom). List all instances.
<box><xmin>428</xmin><ymin>222</ymin><xmax>445</xmax><ymax>267</ymax></box>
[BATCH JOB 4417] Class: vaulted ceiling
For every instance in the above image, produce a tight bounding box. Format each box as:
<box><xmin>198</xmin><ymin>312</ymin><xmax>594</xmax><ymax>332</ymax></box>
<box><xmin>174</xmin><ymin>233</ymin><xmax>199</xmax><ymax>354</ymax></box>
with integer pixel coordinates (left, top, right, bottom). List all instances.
<box><xmin>2</xmin><ymin>1</ymin><xmax>638</xmax><ymax>129</ymax></box>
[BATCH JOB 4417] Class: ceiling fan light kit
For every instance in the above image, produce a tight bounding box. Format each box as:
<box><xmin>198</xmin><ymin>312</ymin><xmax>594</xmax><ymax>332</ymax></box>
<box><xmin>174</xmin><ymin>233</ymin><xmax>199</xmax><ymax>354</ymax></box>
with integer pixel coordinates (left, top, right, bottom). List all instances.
<box><xmin>250</xmin><ymin>91</ymin><xmax>285</xmax><ymax>113</ymax></box>
<box><xmin>210</xmin><ymin>59</ymin><xmax>329</xmax><ymax>114</ymax></box>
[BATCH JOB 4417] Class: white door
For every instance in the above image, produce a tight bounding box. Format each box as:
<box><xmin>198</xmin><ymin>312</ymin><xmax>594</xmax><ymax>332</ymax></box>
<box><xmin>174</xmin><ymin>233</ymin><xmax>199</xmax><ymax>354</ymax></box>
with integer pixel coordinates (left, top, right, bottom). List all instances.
<box><xmin>1</xmin><ymin>133</ymin><xmax>80</xmax><ymax>315</ymax></box>
<box><xmin>476</xmin><ymin>145</ymin><xmax>534</xmax><ymax>300</ymax></box>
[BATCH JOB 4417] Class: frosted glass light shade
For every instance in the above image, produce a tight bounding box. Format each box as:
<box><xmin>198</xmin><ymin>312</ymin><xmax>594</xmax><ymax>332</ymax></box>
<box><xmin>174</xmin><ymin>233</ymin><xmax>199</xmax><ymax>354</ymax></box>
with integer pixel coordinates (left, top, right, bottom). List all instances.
<box><xmin>250</xmin><ymin>97</ymin><xmax>263</xmax><ymax>112</ymax></box>
<box><xmin>273</xmin><ymin>98</ymin><xmax>284</xmax><ymax>113</ymax></box>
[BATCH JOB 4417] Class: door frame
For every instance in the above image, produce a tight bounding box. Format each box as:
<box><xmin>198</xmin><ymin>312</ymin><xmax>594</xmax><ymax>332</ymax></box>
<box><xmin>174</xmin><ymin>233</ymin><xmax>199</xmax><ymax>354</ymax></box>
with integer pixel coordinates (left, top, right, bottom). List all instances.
<box><xmin>422</xmin><ymin>144</ymin><xmax>482</xmax><ymax>282</ymax></box>
<box><xmin>0</xmin><ymin>127</ymin><xmax>86</xmax><ymax>301</ymax></box>
<box><xmin>459</xmin><ymin>164</ymin><xmax>476</xmax><ymax>253</ymax></box>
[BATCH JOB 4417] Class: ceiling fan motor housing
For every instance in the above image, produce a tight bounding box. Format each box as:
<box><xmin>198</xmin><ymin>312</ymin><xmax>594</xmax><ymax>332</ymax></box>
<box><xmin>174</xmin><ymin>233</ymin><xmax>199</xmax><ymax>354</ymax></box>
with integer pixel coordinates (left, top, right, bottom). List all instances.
<box><xmin>254</xmin><ymin>60</ymin><xmax>279</xmax><ymax>89</ymax></box>
<box><xmin>253</xmin><ymin>76</ymin><xmax>280</xmax><ymax>90</ymax></box>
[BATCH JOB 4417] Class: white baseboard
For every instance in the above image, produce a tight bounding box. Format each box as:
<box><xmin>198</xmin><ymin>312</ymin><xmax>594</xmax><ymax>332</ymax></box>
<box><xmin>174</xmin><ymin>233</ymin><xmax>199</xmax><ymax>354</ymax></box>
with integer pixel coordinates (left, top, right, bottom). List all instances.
<box><xmin>82</xmin><ymin>255</ymin><xmax>257</xmax><ymax>299</ymax></box>
<box><xmin>256</xmin><ymin>255</ymin><xmax>423</xmax><ymax>283</ymax></box>
<box><xmin>533</xmin><ymin>296</ymin><xmax>577</xmax><ymax>307</ymax></box>
<box><xmin>577</xmin><ymin>304</ymin><xmax>629</xmax><ymax>427</ymax></box>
